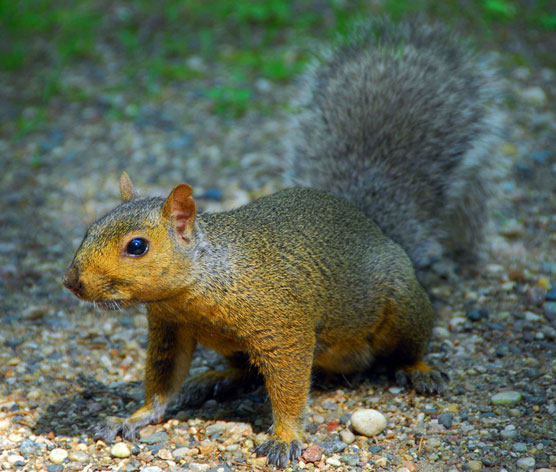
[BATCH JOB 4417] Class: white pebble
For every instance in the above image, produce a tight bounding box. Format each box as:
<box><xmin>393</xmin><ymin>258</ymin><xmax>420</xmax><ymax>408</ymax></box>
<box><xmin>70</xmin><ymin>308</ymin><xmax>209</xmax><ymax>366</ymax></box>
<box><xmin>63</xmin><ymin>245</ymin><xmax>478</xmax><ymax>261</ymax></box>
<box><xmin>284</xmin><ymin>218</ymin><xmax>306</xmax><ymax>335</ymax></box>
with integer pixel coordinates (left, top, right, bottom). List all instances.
<box><xmin>172</xmin><ymin>447</ymin><xmax>190</xmax><ymax>459</ymax></box>
<box><xmin>340</xmin><ymin>429</ymin><xmax>355</xmax><ymax>444</ymax></box>
<box><xmin>110</xmin><ymin>441</ymin><xmax>131</xmax><ymax>458</ymax></box>
<box><xmin>326</xmin><ymin>457</ymin><xmax>342</xmax><ymax>466</ymax></box>
<box><xmin>49</xmin><ymin>448</ymin><xmax>68</xmax><ymax>463</ymax></box>
<box><xmin>189</xmin><ymin>464</ymin><xmax>210</xmax><ymax>472</ymax></box>
<box><xmin>7</xmin><ymin>455</ymin><xmax>25</xmax><ymax>465</ymax></box>
<box><xmin>516</xmin><ymin>457</ymin><xmax>535</xmax><ymax>469</ymax></box>
<box><xmin>520</xmin><ymin>87</ymin><xmax>547</xmax><ymax>105</ymax></box>
<box><xmin>350</xmin><ymin>408</ymin><xmax>387</xmax><ymax>437</ymax></box>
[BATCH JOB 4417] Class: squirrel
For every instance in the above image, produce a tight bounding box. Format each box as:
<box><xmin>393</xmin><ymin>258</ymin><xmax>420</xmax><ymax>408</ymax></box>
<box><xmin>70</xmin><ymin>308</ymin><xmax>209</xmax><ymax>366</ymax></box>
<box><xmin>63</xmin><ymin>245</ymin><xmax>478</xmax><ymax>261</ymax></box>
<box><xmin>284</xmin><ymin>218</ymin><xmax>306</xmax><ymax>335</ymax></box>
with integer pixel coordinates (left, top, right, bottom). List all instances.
<box><xmin>63</xmin><ymin>19</ymin><xmax>502</xmax><ymax>468</ymax></box>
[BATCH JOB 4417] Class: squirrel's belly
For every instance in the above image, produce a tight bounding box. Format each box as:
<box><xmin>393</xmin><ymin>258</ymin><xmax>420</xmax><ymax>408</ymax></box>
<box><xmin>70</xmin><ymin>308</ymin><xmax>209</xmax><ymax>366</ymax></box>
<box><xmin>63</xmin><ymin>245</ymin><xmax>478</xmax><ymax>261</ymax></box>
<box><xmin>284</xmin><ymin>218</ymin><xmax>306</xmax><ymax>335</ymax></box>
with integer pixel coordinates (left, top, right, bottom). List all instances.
<box><xmin>193</xmin><ymin>328</ymin><xmax>245</xmax><ymax>356</ymax></box>
<box><xmin>313</xmin><ymin>334</ymin><xmax>375</xmax><ymax>374</ymax></box>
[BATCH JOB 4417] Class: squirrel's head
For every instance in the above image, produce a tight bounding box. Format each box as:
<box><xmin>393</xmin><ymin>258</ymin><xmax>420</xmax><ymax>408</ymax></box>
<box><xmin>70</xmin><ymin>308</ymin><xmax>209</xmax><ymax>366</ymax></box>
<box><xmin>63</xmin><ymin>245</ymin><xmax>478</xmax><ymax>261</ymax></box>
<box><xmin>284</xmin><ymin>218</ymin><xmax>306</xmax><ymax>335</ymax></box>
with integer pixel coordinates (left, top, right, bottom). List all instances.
<box><xmin>63</xmin><ymin>172</ymin><xmax>198</xmax><ymax>310</ymax></box>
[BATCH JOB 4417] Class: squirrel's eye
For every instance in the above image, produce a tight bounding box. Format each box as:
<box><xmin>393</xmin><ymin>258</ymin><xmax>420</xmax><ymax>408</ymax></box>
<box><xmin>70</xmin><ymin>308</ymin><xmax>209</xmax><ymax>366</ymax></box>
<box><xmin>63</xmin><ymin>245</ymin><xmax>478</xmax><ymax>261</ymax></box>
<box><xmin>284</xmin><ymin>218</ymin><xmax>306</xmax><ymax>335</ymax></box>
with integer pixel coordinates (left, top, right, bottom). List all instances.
<box><xmin>125</xmin><ymin>238</ymin><xmax>149</xmax><ymax>257</ymax></box>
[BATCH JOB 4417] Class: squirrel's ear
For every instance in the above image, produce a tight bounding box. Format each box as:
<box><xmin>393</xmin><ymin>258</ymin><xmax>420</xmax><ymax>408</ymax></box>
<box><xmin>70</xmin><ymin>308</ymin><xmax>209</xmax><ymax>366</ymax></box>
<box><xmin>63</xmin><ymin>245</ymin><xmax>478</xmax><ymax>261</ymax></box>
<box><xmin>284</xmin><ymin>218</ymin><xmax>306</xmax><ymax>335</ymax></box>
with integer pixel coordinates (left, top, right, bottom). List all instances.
<box><xmin>161</xmin><ymin>184</ymin><xmax>196</xmax><ymax>243</ymax></box>
<box><xmin>120</xmin><ymin>172</ymin><xmax>137</xmax><ymax>202</ymax></box>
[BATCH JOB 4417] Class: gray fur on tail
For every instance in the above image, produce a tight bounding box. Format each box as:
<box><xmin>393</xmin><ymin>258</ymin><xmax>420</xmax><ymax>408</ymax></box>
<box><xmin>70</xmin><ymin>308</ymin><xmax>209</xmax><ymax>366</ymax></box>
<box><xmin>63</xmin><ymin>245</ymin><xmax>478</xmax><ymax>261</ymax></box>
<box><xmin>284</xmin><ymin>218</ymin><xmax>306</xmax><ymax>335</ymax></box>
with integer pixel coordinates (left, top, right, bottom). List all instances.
<box><xmin>286</xmin><ymin>19</ymin><xmax>505</xmax><ymax>270</ymax></box>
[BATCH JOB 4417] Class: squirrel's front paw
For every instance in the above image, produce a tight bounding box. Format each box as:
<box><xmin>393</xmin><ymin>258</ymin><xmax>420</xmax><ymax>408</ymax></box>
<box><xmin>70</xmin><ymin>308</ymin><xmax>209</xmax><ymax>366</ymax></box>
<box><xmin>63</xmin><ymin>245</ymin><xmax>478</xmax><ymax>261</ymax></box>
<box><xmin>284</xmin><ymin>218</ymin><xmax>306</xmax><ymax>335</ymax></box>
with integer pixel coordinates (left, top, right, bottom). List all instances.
<box><xmin>254</xmin><ymin>438</ymin><xmax>302</xmax><ymax>468</ymax></box>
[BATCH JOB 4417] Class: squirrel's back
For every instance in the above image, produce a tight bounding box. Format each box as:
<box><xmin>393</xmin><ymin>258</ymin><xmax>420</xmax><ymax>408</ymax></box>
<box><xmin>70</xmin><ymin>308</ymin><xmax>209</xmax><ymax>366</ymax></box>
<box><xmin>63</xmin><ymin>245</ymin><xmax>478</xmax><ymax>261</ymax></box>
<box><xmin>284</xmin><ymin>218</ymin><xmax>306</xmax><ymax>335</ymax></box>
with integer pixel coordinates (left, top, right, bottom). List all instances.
<box><xmin>286</xmin><ymin>19</ymin><xmax>504</xmax><ymax>271</ymax></box>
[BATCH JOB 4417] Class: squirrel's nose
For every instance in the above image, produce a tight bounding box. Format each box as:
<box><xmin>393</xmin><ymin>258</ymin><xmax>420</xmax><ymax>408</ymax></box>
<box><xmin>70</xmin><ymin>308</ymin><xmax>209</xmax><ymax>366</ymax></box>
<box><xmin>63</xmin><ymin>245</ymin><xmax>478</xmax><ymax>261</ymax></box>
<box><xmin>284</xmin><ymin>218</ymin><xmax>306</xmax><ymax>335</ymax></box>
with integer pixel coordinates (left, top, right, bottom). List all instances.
<box><xmin>63</xmin><ymin>265</ymin><xmax>84</xmax><ymax>296</ymax></box>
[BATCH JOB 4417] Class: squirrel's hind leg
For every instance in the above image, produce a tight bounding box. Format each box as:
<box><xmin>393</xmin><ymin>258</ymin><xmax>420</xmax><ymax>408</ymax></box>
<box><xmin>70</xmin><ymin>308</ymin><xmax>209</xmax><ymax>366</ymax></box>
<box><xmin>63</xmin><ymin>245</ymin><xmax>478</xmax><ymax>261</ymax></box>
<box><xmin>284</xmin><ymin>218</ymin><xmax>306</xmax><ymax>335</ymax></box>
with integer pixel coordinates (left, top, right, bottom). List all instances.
<box><xmin>395</xmin><ymin>360</ymin><xmax>449</xmax><ymax>394</ymax></box>
<box><xmin>178</xmin><ymin>352</ymin><xmax>262</xmax><ymax>407</ymax></box>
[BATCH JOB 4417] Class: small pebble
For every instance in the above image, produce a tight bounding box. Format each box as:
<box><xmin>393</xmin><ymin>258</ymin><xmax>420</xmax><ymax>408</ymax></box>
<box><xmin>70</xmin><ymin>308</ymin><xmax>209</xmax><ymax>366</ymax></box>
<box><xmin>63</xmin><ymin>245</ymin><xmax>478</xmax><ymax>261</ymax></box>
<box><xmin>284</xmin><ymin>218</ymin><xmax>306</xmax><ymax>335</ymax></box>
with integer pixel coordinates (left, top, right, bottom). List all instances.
<box><xmin>526</xmin><ymin>287</ymin><xmax>546</xmax><ymax>306</ymax></box>
<box><xmin>500</xmin><ymin>425</ymin><xmax>517</xmax><ymax>439</ymax></box>
<box><xmin>340</xmin><ymin>453</ymin><xmax>359</xmax><ymax>466</ymax></box>
<box><xmin>139</xmin><ymin>432</ymin><xmax>169</xmax><ymax>444</ymax></box>
<box><xmin>466</xmin><ymin>309</ymin><xmax>482</xmax><ymax>322</ymax></box>
<box><xmin>543</xmin><ymin>302</ymin><xmax>556</xmax><ymax>322</ymax></box>
<box><xmin>438</xmin><ymin>413</ymin><xmax>453</xmax><ymax>429</ymax></box>
<box><xmin>516</xmin><ymin>457</ymin><xmax>535</xmax><ymax>469</ymax></box>
<box><xmin>111</xmin><ymin>442</ymin><xmax>131</xmax><ymax>458</ymax></box>
<box><xmin>141</xmin><ymin>467</ymin><xmax>162</xmax><ymax>472</ymax></box>
<box><xmin>465</xmin><ymin>460</ymin><xmax>482</xmax><ymax>471</ymax></box>
<box><xmin>520</xmin><ymin>86</ymin><xmax>547</xmax><ymax>105</ymax></box>
<box><xmin>326</xmin><ymin>457</ymin><xmax>342</xmax><ymax>466</ymax></box>
<box><xmin>513</xmin><ymin>442</ymin><xmax>527</xmax><ymax>452</ymax></box>
<box><xmin>206</xmin><ymin>422</ymin><xmax>227</xmax><ymax>435</ymax></box>
<box><xmin>351</xmin><ymin>409</ymin><xmax>387</xmax><ymax>437</ymax></box>
<box><xmin>172</xmin><ymin>447</ymin><xmax>190</xmax><ymax>460</ymax></box>
<box><xmin>340</xmin><ymin>429</ymin><xmax>355</xmax><ymax>444</ymax></box>
<box><xmin>319</xmin><ymin>440</ymin><xmax>346</xmax><ymax>455</ymax></box>
<box><xmin>302</xmin><ymin>445</ymin><xmax>323</xmax><ymax>463</ymax></box>
<box><xmin>49</xmin><ymin>448</ymin><xmax>68</xmax><ymax>464</ymax></box>
<box><xmin>491</xmin><ymin>391</ymin><xmax>522</xmax><ymax>405</ymax></box>
<box><xmin>7</xmin><ymin>454</ymin><xmax>25</xmax><ymax>465</ymax></box>
<box><xmin>546</xmin><ymin>288</ymin><xmax>556</xmax><ymax>301</ymax></box>
<box><xmin>69</xmin><ymin>451</ymin><xmax>90</xmax><ymax>462</ymax></box>
<box><xmin>20</xmin><ymin>439</ymin><xmax>44</xmax><ymax>455</ymax></box>
<box><xmin>189</xmin><ymin>463</ymin><xmax>210</xmax><ymax>472</ymax></box>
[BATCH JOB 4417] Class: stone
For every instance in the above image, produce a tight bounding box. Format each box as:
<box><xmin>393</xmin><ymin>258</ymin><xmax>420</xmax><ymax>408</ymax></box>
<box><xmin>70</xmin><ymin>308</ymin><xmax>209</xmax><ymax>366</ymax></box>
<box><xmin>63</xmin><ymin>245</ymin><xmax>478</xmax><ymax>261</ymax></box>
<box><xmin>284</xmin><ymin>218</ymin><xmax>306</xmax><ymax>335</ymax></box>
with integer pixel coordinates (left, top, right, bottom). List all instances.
<box><xmin>351</xmin><ymin>409</ymin><xmax>387</xmax><ymax>437</ymax></box>
<box><xmin>546</xmin><ymin>288</ymin><xmax>556</xmax><ymax>301</ymax></box>
<box><xmin>516</xmin><ymin>457</ymin><xmax>535</xmax><ymax>469</ymax></box>
<box><xmin>302</xmin><ymin>445</ymin><xmax>323</xmax><ymax>463</ymax></box>
<box><xmin>543</xmin><ymin>302</ymin><xmax>556</xmax><ymax>322</ymax></box>
<box><xmin>319</xmin><ymin>440</ymin><xmax>346</xmax><ymax>455</ymax></box>
<box><xmin>69</xmin><ymin>451</ymin><xmax>90</xmax><ymax>462</ymax></box>
<box><xmin>205</xmin><ymin>422</ymin><xmax>227</xmax><ymax>436</ymax></box>
<box><xmin>500</xmin><ymin>425</ymin><xmax>517</xmax><ymax>439</ymax></box>
<box><xmin>465</xmin><ymin>460</ymin><xmax>482</xmax><ymax>471</ymax></box>
<box><xmin>466</xmin><ymin>309</ymin><xmax>482</xmax><ymax>322</ymax></box>
<box><xmin>49</xmin><ymin>448</ymin><xmax>68</xmax><ymax>464</ymax></box>
<box><xmin>139</xmin><ymin>432</ymin><xmax>169</xmax><ymax>444</ymax></box>
<box><xmin>7</xmin><ymin>454</ymin><xmax>25</xmax><ymax>465</ymax></box>
<box><xmin>326</xmin><ymin>457</ymin><xmax>342</xmax><ymax>466</ymax></box>
<box><xmin>140</xmin><ymin>467</ymin><xmax>162</xmax><ymax>472</ymax></box>
<box><xmin>156</xmin><ymin>449</ymin><xmax>173</xmax><ymax>461</ymax></box>
<box><xmin>520</xmin><ymin>86</ymin><xmax>547</xmax><ymax>105</ymax></box>
<box><xmin>111</xmin><ymin>442</ymin><xmax>131</xmax><ymax>458</ymax></box>
<box><xmin>491</xmin><ymin>391</ymin><xmax>522</xmax><ymax>405</ymax></box>
<box><xmin>526</xmin><ymin>287</ymin><xmax>546</xmax><ymax>306</ymax></box>
<box><xmin>190</xmin><ymin>463</ymin><xmax>210</xmax><ymax>472</ymax></box>
<box><xmin>340</xmin><ymin>453</ymin><xmax>359</xmax><ymax>466</ymax></box>
<box><xmin>20</xmin><ymin>439</ymin><xmax>44</xmax><ymax>455</ymax></box>
<box><xmin>172</xmin><ymin>447</ymin><xmax>190</xmax><ymax>460</ymax></box>
<box><xmin>438</xmin><ymin>413</ymin><xmax>453</xmax><ymax>429</ymax></box>
<box><xmin>340</xmin><ymin>429</ymin><xmax>356</xmax><ymax>444</ymax></box>
<box><xmin>207</xmin><ymin>465</ymin><xmax>234</xmax><ymax>472</ymax></box>
<box><xmin>513</xmin><ymin>443</ymin><xmax>527</xmax><ymax>452</ymax></box>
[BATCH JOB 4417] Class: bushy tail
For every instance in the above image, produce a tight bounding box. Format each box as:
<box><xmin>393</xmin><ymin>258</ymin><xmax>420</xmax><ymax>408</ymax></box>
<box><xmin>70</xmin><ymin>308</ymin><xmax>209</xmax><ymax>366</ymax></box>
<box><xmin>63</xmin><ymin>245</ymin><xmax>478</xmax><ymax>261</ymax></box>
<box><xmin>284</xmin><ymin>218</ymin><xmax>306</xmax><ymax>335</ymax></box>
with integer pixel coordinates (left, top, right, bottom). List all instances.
<box><xmin>286</xmin><ymin>19</ymin><xmax>505</xmax><ymax>270</ymax></box>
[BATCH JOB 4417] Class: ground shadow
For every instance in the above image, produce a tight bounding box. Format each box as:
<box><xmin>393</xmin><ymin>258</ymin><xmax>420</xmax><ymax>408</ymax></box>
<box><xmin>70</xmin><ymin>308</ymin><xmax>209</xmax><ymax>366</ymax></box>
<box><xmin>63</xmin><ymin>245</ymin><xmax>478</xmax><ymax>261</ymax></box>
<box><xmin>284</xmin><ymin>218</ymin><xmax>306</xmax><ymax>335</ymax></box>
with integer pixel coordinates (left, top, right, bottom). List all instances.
<box><xmin>33</xmin><ymin>373</ymin><xmax>271</xmax><ymax>438</ymax></box>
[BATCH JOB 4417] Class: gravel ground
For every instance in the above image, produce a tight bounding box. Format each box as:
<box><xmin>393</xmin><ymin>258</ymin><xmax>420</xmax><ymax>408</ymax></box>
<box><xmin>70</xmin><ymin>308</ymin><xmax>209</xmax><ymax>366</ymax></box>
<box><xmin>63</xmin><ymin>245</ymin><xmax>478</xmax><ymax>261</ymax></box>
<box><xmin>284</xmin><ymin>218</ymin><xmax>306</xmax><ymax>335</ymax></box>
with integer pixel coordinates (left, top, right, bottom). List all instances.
<box><xmin>1</xmin><ymin>20</ymin><xmax>556</xmax><ymax>472</ymax></box>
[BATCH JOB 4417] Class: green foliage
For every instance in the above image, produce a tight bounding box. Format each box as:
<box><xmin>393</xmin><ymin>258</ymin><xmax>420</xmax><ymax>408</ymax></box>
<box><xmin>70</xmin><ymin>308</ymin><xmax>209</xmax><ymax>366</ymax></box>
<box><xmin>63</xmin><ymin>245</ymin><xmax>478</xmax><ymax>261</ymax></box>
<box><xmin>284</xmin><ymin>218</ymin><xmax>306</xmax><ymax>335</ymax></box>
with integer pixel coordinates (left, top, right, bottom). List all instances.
<box><xmin>2</xmin><ymin>0</ymin><xmax>555</xmax><ymax>129</ymax></box>
<box><xmin>0</xmin><ymin>0</ymin><xmax>100</xmax><ymax>67</ymax></box>
<box><xmin>482</xmin><ymin>0</ymin><xmax>518</xmax><ymax>21</ymax></box>
<box><xmin>205</xmin><ymin>84</ymin><xmax>253</xmax><ymax>118</ymax></box>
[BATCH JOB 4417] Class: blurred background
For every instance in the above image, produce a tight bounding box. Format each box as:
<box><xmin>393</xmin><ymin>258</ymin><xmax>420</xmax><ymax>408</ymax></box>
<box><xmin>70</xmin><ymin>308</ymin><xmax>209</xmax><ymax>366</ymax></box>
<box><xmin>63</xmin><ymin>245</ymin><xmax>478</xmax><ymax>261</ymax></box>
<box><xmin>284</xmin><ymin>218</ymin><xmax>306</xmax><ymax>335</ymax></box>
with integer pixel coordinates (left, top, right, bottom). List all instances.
<box><xmin>1</xmin><ymin>0</ymin><xmax>555</xmax><ymax>144</ymax></box>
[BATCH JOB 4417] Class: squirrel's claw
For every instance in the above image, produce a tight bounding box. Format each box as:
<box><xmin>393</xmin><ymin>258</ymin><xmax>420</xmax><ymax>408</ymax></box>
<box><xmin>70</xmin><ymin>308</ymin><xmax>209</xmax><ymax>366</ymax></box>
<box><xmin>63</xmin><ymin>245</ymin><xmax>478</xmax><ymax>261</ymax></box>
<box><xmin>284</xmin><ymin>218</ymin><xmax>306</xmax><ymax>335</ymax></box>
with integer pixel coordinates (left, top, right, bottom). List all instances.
<box><xmin>91</xmin><ymin>418</ymin><xmax>129</xmax><ymax>443</ymax></box>
<box><xmin>396</xmin><ymin>366</ymin><xmax>449</xmax><ymax>394</ymax></box>
<box><xmin>254</xmin><ymin>438</ymin><xmax>302</xmax><ymax>468</ymax></box>
<box><xmin>91</xmin><ymin>417</ymin><xmax>142</xmax><ymax>444</ymax></box>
